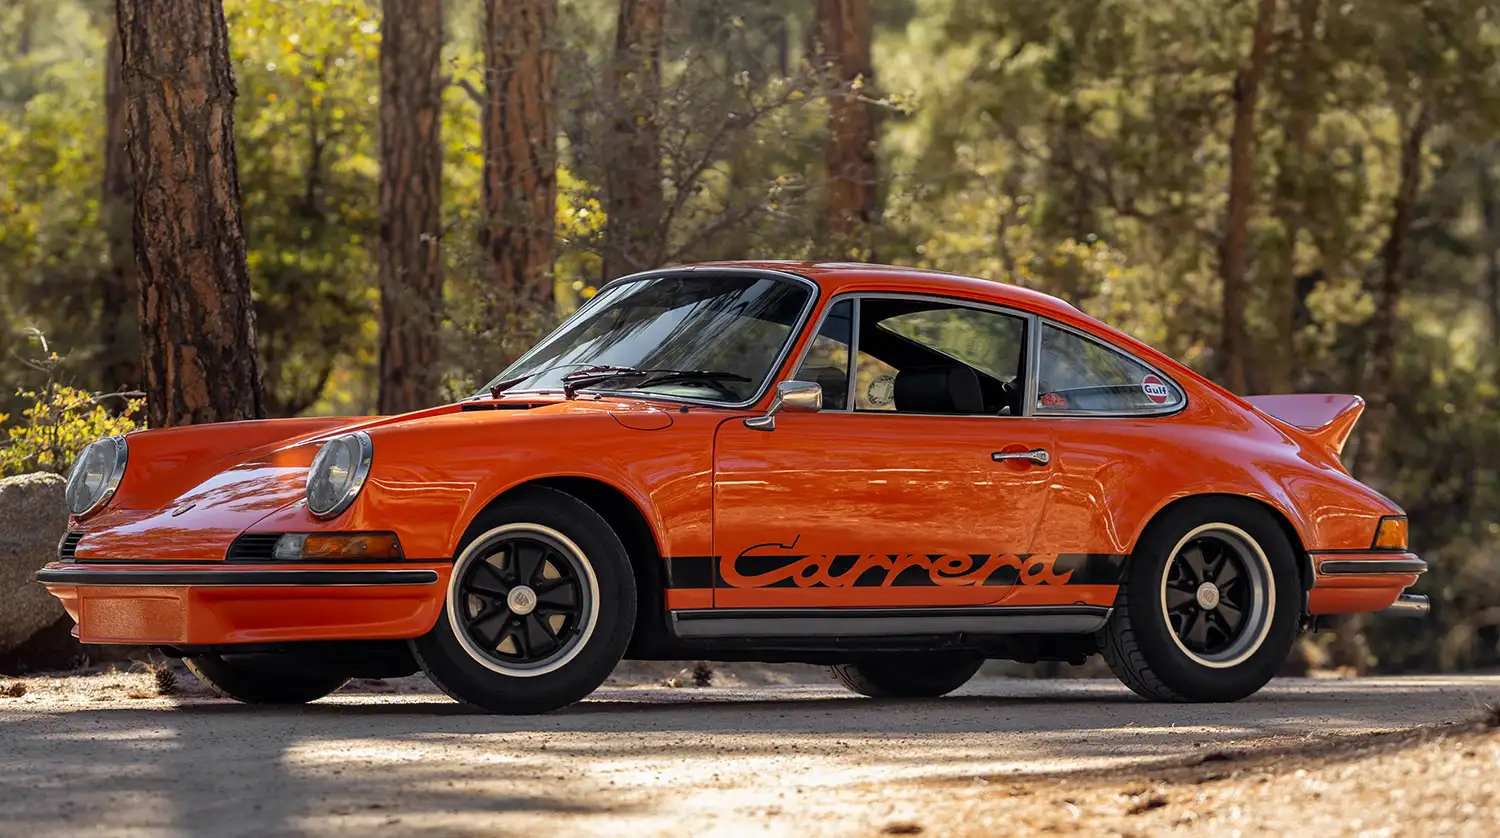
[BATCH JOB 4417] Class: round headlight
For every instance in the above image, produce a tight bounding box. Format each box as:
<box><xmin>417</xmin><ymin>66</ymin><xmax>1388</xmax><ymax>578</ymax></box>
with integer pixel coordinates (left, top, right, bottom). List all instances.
<box><xmin>66</xmin><ymin>436</ymin><xmax>128</xmax><ymax>517</ymax></box>
<box><xmin>306</xmin><ymin>432</ymin><xmax>373</xmax><ymax>519</ymax></box>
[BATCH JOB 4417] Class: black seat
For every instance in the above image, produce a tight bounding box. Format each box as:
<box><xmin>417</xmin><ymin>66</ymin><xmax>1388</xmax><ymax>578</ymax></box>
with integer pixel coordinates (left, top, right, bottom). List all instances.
<box><xmin>893</xmin><ymin>365</ymin><xmax>985</xmax><ymax>414</ymax></box>
<box><xmin>798</xmin><ymin>365</ymin><xmax>849</xmax><ymax>410</ymax></box>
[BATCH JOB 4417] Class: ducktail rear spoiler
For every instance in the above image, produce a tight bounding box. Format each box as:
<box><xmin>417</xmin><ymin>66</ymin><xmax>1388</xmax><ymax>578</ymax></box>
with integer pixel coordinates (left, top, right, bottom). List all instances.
<box><xmin>1244</xmin><ymin>394</ymin><xmax>1365</xmax><ymax>456</ymax></box>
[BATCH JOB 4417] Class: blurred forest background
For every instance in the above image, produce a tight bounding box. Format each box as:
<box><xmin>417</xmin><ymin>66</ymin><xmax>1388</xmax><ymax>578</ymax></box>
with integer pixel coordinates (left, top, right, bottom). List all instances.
<box><xmin>2</xmin><ymin>0</ymin><xmax>1500</xmax><ymax>673</ymax></box>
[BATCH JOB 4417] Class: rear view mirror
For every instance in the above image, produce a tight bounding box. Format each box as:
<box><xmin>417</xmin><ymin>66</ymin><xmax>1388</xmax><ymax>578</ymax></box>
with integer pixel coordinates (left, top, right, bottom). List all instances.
<box><xmin>744</xmin><ymin>380</ymin><xmax>822</xmax><ymax>431</ymax></box>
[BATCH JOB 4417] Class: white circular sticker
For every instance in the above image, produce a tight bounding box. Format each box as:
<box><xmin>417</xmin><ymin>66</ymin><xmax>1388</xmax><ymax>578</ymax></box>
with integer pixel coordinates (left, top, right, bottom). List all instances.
<box><xmin>867</xmin><ymin>374</ymin><xmax>896</xmax><ymax>408</ymax></box>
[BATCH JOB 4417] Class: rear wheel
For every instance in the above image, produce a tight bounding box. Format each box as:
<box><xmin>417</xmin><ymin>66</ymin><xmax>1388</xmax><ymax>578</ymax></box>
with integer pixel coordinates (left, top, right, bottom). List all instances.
<box><xmin>410</xmin><ymin>487</ymin><xmax>636</xmax><ymax>714</ymax></box>
<box><xmin>830</xmin><ymin>654</ymin><xmax>983</xmax><ymax>698</ymax></box>
<box><xmin>184</xmin><ymin>654</ymin><xmax>349</xmax><ymax>705</ymax></box>
<box><xmin>1098</xmin><ymin>499</ymin><xmax>1301</xmax><ymax>702</ymax></box>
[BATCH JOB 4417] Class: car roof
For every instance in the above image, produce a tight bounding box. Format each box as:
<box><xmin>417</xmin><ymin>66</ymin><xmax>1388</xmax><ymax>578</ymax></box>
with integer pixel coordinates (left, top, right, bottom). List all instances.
<box><xmin>666</xmin><ymin>260</ymin><xmax>1084</xmax><ymax>319</ymax></box>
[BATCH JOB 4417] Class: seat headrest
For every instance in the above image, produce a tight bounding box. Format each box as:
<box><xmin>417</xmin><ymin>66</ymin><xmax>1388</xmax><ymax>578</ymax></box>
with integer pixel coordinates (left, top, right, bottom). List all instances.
<box><xmin>799</xmin><ymin>366</ymin><xmax>849</xmax><ymax>410</ymax></box>
<box><xmin>893</xmin><ymin>365</ymin><xmax>984</xmax><ymax>415</ymax></box>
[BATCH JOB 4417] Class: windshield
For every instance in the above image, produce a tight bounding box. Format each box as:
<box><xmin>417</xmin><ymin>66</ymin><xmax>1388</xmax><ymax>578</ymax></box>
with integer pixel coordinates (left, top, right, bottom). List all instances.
<box><xmin>483</xmin><ymin>273</ymin><xmax>815</xmax><ymax>404</ymax></box>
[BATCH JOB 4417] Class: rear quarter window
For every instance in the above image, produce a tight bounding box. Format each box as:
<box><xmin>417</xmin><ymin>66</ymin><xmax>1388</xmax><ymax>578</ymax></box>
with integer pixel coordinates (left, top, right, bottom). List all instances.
<box><xmin>1037</xmin><ymin>323</ymin><xmax>1183</xmax><ymax>414</ymax></box>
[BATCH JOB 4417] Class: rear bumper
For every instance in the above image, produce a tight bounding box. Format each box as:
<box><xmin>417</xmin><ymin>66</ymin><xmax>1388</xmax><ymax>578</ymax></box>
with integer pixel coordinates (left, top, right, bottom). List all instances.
<box><xmin>1306</xmin><ymin>551</ymin><xmax>1426</xmax><ymax>615</ymax></box>
<box><xmin>37</xmin><ymin>562</ymin><xmax>449</xmax><ymax>645</ymax></box>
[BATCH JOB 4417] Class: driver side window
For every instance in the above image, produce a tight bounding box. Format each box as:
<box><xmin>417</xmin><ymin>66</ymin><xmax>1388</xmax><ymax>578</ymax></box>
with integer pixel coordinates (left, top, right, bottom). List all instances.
<box><xmin>855</xmin><ymin>299</ymin><xmax>1027</xmax><ymax>416</ymax></box>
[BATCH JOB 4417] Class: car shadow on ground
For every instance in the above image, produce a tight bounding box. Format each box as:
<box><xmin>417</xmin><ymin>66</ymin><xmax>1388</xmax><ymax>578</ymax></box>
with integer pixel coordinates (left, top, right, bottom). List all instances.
<box><xmin>2</xmin><ymin>677</ymin><xmax>1496</xmax><ymax>836</ymax></box>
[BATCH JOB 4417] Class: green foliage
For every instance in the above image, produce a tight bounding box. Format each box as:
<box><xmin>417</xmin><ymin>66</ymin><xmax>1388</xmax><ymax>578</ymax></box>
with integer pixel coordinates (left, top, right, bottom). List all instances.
<box><xmin>0</xmin><ymin>333</ymin><xmax>143</xmax><ymax>476</ymax></box>
<box><xmin>0</xmin><ymin>383</ymin><xmax>143</xmax><ymax>477</ymax></box>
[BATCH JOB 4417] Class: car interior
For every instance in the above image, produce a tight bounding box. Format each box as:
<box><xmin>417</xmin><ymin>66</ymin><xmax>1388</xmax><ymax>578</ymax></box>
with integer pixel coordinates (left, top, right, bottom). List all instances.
<box><xmin>796</xmin><ymin>297</ymin><xmax>1027</xmax><ymax>416</ymax></box>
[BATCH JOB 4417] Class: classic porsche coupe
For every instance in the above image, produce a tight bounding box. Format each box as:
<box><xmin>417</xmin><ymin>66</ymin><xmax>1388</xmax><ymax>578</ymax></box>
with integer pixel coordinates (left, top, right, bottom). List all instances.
<box><xmin>40</xmin><ymin>262</ymin><xmax>1428</xmax><ymax>713</ymax></box>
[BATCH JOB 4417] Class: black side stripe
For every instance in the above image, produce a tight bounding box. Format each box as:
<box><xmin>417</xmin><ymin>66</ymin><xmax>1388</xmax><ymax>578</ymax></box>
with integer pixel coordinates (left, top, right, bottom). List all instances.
<box><xmin>664</xmin><ymin>556</ymin><xmax>716</xmax><ymax>589</ymax></box>
<box><xmin>663</xmin><ymin>552</ymin><xmax>1128</xmax><ymax>589</ymax></box>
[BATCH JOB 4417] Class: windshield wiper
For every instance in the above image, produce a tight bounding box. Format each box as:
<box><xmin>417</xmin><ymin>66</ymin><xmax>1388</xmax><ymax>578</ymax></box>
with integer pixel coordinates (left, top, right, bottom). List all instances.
<box><xmin>559</xmin><ymin>367</ymin><xmax>751</xmax><ymax>399</ymax></box>
<box><xmin>486</xmin><ymin>363</ymin><xmax>634</xmax><ymax>398</ymax></box>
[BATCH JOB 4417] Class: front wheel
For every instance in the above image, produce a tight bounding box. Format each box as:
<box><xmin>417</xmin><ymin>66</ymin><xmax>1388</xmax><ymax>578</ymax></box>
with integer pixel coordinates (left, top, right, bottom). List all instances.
<box><xmin>830</xmin><ymin>654</ymin><xmax>983</xmax><ymax>698</ymax></box>
<box><xmin>1098</xmin><ymin>499</ymin><xmax>1302</xmax><ymax>702</ymax></box>
<box><xmin>184</xmin><ymin>654</ymin><xmax>349</xmax><ymax>705</ymax></box>
<box><xmin>410</xmin><ymin>487</ymin><xmax>636</xmax><ymax>714</ymax></box>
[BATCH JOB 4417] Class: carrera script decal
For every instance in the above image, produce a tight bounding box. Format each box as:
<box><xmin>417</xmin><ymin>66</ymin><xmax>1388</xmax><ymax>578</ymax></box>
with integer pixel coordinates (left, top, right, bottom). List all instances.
<box><xmin>720</xmin><ymin>535</ymin><xmax>1080</xmax><ymax>589</ymax></box>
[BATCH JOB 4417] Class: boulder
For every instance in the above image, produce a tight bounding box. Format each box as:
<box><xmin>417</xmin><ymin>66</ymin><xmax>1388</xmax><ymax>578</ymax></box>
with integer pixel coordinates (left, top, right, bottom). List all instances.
<box><xmin>0</xmin><ymin>473</ymin><xmax>69</xmax><ymax>655</ymax></box>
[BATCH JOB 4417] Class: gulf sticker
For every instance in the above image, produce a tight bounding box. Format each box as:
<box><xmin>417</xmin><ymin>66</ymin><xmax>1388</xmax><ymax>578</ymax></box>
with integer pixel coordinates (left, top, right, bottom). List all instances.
<box><xmin>1040</xmin><ymin>392</ymin><xmax>1067</xmax><ymax>408</ymax></box>
<box><xmin>1142</xmin><ymin>374</ymin><xmax>1172</xmax><ymax>404</ymax></box>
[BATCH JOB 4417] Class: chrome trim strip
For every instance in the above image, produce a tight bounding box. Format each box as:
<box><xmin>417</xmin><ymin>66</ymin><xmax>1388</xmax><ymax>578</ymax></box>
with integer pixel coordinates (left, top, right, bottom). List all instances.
<box><xmin>35</xmin><ymin>567</ymin><xmax>439</xmax><ymax>587</ymax></box>
<box><xmin>1031</xmin><ymin>318</ymin><xmax>1188</xmax><ymax>418</ymax></box>
<box><xmin>1317</xmin><ymin>558</ymin><xmax>1428</xmax><ymax>576</ymax></box>
<box><xmin>493</xmin><ymin>267</ymin><xmax>821</xmax><ymax>411</ymax></box>
<box><xmin>669</xmin><ymin>605</ymin><xmax>1113</xmax><ymax>638</ymax></box>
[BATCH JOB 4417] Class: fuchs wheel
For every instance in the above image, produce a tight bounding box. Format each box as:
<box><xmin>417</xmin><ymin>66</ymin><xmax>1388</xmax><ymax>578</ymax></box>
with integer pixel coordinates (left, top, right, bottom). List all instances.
<box><xmin>410</xmin><ymin>486</ymin><xmax>636</xmax><ymax>714</ymax></box>
<box><xmin>183</xmin><ymin>654</ymin><xmax>349</xmax><ymax>705</ymax></box>
<box><xmin>1098</xmin><ymin>499</ymin><xmax>1301</xmax><ymax>702</ymax></box>
<box><xmin>830</xmin><ymin>654</ymin><xmax>983</xmax><ymax>698</ymax></box>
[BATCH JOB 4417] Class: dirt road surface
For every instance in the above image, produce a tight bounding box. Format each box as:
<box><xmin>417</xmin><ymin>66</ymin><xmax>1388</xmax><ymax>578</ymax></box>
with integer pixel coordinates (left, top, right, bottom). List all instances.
<box><xmin>2</xmin><ymin>673</ymin><xmax>1497</xmax><ymax>837</ymax></box>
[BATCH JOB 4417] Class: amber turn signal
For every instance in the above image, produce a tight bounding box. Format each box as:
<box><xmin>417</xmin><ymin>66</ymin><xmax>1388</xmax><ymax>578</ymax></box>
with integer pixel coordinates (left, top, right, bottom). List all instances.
<box><xmin>272</xmin><ymin>532</ymin><xmax>403</xmax><ymax>560</ymax></box>
<box><xmin>1372</xmin><ymin>516</ymin><xmax>1408</xmax><ymax>550</ymax></box>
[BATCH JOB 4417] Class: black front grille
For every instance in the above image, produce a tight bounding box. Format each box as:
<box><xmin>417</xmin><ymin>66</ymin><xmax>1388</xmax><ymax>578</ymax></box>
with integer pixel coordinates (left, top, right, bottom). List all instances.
<box><xmin>227</xmin><ymin>532</ymin><xmax>283</xmax><ymax>561</ymax></box>
<box><xmin>58</xmin><ymin>531</ymin><xmax>84</xmax><ymax>559</ymax></box>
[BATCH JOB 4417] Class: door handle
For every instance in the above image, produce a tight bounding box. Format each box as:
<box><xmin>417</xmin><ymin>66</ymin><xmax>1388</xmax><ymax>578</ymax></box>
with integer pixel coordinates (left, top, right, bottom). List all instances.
<box><xmin>992</xmin><ymin>448</ymin><xmax>1051</xmax><ymax>466</ymax></box>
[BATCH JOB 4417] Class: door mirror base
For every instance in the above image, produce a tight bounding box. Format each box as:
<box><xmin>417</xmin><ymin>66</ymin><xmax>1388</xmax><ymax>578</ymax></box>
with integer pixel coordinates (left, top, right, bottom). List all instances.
<box><xmin>745</xmin><ymin>380</ymin><xmax>822</xmax><ymax>432</ymax></box>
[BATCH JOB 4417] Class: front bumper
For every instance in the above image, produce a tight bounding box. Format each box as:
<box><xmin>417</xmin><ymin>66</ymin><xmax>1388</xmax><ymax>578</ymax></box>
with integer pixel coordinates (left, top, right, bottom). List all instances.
<box><xmin>37</xmin><ymin>562</ymin><xmax>449</xmax><ymax>645</ymax></box>
<box><xmin>1306</xmin><ymin>551</ymin><xmax>1427</xmax><ymax>615</ymax></box>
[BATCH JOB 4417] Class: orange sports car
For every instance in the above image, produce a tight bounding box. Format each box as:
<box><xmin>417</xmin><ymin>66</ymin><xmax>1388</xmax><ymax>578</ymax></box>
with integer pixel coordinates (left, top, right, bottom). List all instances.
<box><xmin>40</xmin><ymin>262</ymin><xmax>1427</xmax><ymax>713</ymax></box>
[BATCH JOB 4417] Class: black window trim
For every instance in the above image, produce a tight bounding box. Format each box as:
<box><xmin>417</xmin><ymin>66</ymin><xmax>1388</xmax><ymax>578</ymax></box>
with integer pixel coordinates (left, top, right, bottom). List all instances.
<box><xmin>786</xmin><ymin>291</ymin><xmax>1041</xmax><ymax>419</ymax></box>
<box><xmin>1033</xmin><ymin>318</ymin><xmax>1188</xmax><ymax>419</ymax></box>
<box><xmin>489</xmin><ymin>266</ymin><xmax>821</xmax><ymax>411</ymax></box>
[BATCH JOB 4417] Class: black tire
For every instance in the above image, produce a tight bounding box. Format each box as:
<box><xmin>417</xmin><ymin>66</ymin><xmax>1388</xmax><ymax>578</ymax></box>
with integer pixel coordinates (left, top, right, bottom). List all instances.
<box><xmin>830</xmin><ymin>654</ymin><xmax>983</xmax><ymax>698</ymax></box>
<box><xmin>410</xmin><ymin>486</ymin><xmax>637</xmax><ymax>714</ymax></box>
<box><xmin>183</xmin><ymin>654</ymin><xmax>349</xmax><ymax>705</ymax></box>
<box><xmin>1098</xmin><ymin>498</ymin><xmax>1302</xmax><ymax>703</ymax></box>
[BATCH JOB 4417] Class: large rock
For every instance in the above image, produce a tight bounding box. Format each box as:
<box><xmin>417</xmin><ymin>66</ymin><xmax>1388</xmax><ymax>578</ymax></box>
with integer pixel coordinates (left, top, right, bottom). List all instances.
<box><xmin>0</xmin><ymin>473</ymin><xmax>69</xmax><ymax>654</ymax></box>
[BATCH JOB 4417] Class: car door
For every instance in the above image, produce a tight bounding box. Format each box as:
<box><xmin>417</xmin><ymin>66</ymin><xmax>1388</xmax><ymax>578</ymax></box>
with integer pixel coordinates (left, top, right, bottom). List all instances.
<box><xmin>711</xmin><ymin>294</ymin><xmax>1059</xmax><ymax>610</ymax></box>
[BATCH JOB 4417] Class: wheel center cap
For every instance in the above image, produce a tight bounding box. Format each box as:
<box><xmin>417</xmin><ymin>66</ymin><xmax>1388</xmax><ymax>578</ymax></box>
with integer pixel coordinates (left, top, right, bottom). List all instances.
<box><xmin>507</xmin><ymin>585</ymin><xmax>537</xmax><ymax>615</ymax></box>
<box><xmin>1196</xmin><ymin>582</ymin><xmax>1221</xmax><ymax>610</ymax></box>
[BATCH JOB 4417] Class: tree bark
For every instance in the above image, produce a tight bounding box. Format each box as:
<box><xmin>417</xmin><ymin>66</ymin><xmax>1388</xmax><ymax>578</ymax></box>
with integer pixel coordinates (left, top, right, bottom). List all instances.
<box><xmin>602</xmin><ymin>0</ymin><xmax>665</xmax><ymax>281</ymax></box>
<box><xmin>99</xmin><ymin>24</ymin><xmax>140</xmax><ymax>394</ymax></box>
<box><xmin>483</xmin><ymin>0</ymin><xmax>558</xmax><ymax>341</ymax></box>
<box><xmin>815</xmin><ymin>0</ymin><xmax>879</xmax><ymax>260</ymax></box>
<box><xmin>116</xmin><ymin>0</ymin><xmax>264</xmax><ymax>427</ymax></box>
<box><xmin>1351</xmin><ymin>100</ymin><xmax>1433</xmax><ymax>481</ymax></box>
<box><xmin>1218</xmin><ymin>0</ymin><xmax>1277</xmax><ymax>395</ymax></box>
<box><xmin>377</xmin><ymin>0</ymin><xmax>445</xmax><ymax>415</ymax></box>
<box><xmin>1265</xmin><ymin>0</ymin><xmax>1320</xmax><ymax>395</ymax></box>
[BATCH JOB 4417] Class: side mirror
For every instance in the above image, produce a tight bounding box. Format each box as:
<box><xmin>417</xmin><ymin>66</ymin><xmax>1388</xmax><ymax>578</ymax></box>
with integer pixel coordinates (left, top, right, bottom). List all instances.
<box><xmin>744</xmin><ymin>380</ymin><xmax>822</xmax><ymax>432</ymax></box>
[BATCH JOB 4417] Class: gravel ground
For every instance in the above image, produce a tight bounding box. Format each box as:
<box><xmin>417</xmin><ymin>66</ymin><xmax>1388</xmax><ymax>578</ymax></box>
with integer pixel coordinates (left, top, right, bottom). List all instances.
<box><xmin>0</xmin><ymin>669</ymin><xmax>1496</xmax><ymax>837</ymax></box>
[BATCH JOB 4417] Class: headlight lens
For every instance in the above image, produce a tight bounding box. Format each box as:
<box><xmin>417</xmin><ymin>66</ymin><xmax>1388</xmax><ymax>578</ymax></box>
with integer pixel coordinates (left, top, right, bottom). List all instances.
<box><xmin>65</xmin><ymin>436</ymin><xmax>128</xmax><ymax>517</ymax></box>
<box><xmin>306</xmin><ymin>432</ymin><xmax>373</xmax><ymax>519</ymax></box>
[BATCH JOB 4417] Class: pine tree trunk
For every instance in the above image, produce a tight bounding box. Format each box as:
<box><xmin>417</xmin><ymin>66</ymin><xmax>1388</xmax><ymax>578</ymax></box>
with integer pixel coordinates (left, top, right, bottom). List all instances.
<box><xmin>377</xmin><ymin>0</ymin><xmax>445</xmax><ymax>415</ymax></box>
<box><xmin>1218</xmin><ymin>0</ymin><xmax>1277</xmax><ymax>395</ymax></box>
<box><xmin>816</xmin><ymin>0</ymin><xmax>878</xmax><ymax>260</ymax></box>
<box><xmin>1265</xmin><ymin>0</ymin><xmax>1320</xmax><ymax>395</ymax></box>
<box><xmin>1351</xmin><ymin>101</ymin><xmax>1432</xmax><ymax>482</ymax></box>
<box><xmin>116</xmin><ymin>0</ymin><xmax>264</xmax><ymax>427</ymax></box>
<box><xmin>602</xmin><ymin>0</ymin><xmax>665</xmax><ymax>282</ymax></box>
<box><xmin>483</xmin><ymin>0</ymin><xmax>558</xmax><ymax>357</ymax></box>
<box><xmin>99</xmin><ymin>24</ymin><xmax>140</xmax><ymax>395</ymax></box>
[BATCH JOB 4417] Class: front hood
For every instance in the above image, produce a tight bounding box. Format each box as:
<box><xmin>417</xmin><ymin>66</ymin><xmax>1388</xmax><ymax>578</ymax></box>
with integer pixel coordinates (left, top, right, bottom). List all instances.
<box><xmin>69</xmin><ymin>397</ymin><xmax>687</xmax><ymax>561</ymax></box>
